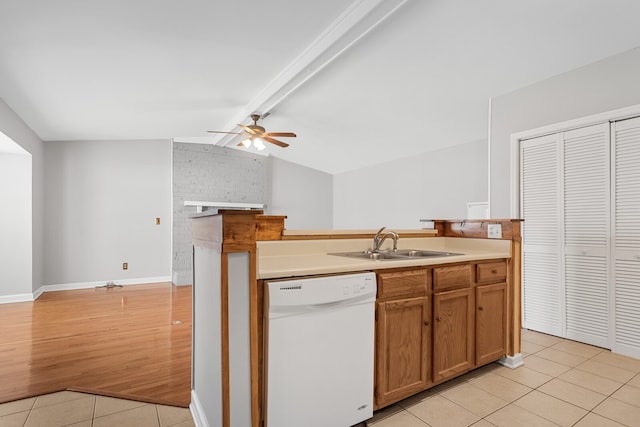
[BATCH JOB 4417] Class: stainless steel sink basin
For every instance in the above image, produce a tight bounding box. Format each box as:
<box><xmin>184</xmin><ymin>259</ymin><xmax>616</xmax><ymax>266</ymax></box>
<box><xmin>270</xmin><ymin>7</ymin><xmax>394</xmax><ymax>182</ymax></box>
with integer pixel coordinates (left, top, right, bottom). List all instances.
<box><xmin>392</xmin><ymin>249</ymin><xmax>463</xmax><ymax>258</ymax></box>
<box><xmin>329</xmin><ymin>249</ymin><xmax>463</xmax><ymax>261</ymax></box>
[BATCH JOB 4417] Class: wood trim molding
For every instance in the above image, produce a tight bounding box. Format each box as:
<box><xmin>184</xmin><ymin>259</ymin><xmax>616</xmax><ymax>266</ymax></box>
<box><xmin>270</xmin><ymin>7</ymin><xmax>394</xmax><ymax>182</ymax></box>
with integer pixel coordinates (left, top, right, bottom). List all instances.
<box><xmin>431</xmin><ymin>219</ymin><xmax>522</xmax><ymax>241</ymax></box>
<box><xmin>508</xmin><ymin>234</ymin><xmax>522</xmax><ymax>356</ymax></box>
<box><xmin>255</xmin><ymin>215</ymin><xmax>286</xmax><ymax>241</ymax></box>
<box><xmin>280</xmin><ymin>230</ymin><xmax>437</xmax><ymax>240</ymax></box>
<box><xmin>249</xmin><ymin>253</ymin><xmax>261</xmax><ymax>427</ymax></box>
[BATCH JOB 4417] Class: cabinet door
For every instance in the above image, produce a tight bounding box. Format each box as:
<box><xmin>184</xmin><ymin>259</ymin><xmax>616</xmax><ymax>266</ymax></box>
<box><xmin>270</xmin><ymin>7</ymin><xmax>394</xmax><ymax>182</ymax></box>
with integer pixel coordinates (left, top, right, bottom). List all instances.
<box><xmin>476</xmin><ymin>283</ymin><xmax>507</xmax><ymax>366</ymax></box>
<box><xmin>376</xmin><ymin>296</ymin><xmax>430</xmax><ymax>407</ymax></box>
<box><xmin>433</xmin><ymin>288</ymin><xmax>473</xmax><ymax>383</ymax></box>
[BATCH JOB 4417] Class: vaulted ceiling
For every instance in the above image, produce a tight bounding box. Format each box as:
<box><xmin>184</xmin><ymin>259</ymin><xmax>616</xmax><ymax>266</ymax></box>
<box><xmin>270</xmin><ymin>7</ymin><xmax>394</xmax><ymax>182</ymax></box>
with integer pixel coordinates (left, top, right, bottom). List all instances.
<box><xmin>2</xmin><ymin>0</ymin><xmax>640</xmax><ymax>173</ymax></box>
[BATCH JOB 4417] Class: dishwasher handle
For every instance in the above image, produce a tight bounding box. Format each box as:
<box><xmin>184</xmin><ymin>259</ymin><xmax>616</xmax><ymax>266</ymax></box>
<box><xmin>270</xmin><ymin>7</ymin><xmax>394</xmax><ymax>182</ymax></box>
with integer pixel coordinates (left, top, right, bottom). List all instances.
<box><xmin>268</xmin><ymin>293</ymin><xmax>375</xmax><ymax>319</ymax></box>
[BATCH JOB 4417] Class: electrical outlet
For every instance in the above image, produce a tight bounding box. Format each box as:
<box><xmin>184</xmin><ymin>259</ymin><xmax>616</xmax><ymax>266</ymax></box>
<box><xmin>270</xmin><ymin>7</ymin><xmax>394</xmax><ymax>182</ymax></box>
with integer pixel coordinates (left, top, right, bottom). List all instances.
<box><xmin>155</xmin><ymin>217</ymin><xmax>160</xmax><ymax>225</ymax></box>
<box><xmin>122</xmin><ymin>262</ymin><xmax>128</xmax><ymax>270</ymax></box>
<box><xmin>487</xmin><ymin>224</ymin><xmax>502</xmax><ymax>239</ymax></box>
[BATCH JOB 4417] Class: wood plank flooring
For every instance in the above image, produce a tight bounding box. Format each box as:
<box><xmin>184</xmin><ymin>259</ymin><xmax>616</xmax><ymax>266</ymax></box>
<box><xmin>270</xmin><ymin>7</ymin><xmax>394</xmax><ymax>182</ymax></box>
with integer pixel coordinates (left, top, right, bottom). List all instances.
<box><xmin>0</xmin><ymin>283</ymin><xmax>192</xmax><ymax>407</ymax></box>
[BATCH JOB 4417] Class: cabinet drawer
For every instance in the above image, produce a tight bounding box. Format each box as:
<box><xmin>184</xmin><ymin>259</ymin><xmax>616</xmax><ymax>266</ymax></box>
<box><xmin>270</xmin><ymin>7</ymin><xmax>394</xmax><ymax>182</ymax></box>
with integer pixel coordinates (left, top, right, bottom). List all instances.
<box><xmin>377</xmin><ymin>269</ymin><xmax>429</xmax><ymax>299</ymax></box>
<box><xmin>432</xmin><ymin>264</ymin><xmax>471</xmax><ymax>291</ymax></box>
<box><xmin>476</xmin><ymin>261</ymin><xmax>507</xmax><ymax>284</ymax></box>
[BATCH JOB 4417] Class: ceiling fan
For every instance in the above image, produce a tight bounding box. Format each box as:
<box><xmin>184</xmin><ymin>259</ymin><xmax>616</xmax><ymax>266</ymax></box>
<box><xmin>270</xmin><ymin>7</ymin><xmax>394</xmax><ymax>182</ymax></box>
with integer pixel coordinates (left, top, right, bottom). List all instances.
<box><xmin>207</xmin><ymin>114</ymin><xmax>296</xmax><ymax>149</ymax></box>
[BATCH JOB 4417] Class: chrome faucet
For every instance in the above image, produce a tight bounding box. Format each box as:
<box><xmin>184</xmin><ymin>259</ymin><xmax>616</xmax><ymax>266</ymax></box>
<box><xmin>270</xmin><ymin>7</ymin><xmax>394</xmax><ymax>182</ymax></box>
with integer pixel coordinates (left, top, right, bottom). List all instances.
<box><xmin>372</xmin><ymin>227</ymin><xmax>399</xmax><ymax>253</ymax></box>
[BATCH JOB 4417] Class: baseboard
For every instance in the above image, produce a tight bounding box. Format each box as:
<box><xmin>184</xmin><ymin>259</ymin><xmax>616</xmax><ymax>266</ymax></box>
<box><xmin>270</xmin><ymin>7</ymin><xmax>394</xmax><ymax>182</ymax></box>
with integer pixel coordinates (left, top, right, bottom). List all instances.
<box><xmin>498</xmin><ymin>353</ymin><xmax>524</xmax><ymax>369</ymax></box>
<box><xmin>0</xmin><ymin>276</ymin><xmax>173</xmax><ymax>304</ymax></box>
<box><xmin>41</xmin><ymin>276</ymin><xmax>172</xmax><ymax>293</ymax></box>
<box><xmin>0</xmin><ymin>292</ymin><xmax>37</xmax><ymax>304</ymax></box>
<box><xmin>190</xmin><ymin>390</ymin><xmax>210</xmax><ymax>427</ymax></box>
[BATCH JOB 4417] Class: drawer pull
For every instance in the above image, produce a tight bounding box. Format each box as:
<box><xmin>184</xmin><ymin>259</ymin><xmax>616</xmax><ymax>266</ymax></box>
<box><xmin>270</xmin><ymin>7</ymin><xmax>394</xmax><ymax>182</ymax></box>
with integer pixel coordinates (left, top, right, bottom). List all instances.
<box><xmin>424</xmin><ymin>321</ymin><xmax>430</xmax><ymax>326</ymax></box>
<box><xmin>491</xmin><ymin>268</ymin><xmax>497</xmax><ymax>274</ymax></box>
<box><xmin>436</xmin><ymin>316</ymin><xmax>442</xmax><ymax>322</ymax></box>
<box><xmin>478</xmin><ymin>306</ymin><xmax>484</xmax><ymax>311</ymax></box>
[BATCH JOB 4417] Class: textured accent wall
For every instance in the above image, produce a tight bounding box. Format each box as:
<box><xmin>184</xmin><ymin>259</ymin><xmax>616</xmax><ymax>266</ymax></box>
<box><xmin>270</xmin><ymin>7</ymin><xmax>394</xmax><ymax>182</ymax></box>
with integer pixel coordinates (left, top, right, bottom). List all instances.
<box><xmin>172</xmin><ymin>143</ymin><xmax>268</xmax><ymax>285</ymax></box>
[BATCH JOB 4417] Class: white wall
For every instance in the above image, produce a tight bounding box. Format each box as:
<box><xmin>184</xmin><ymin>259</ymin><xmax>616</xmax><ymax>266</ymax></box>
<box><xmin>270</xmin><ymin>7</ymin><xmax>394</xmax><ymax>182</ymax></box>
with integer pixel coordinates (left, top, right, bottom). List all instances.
<box><xmin>334</xmin><ymin>139</ymin><xmax>487</xmax><ymax>229</ymax></box>
<box><xmin>44</xmin><ymin>140</ymin><xmax>171</xmax><ymax>286</ymax></box>
<box><xmin>490</xmin><ymin>46</ymin><xmax>640</xmax><ymax>217</ymax></box>
<box><xmin>0</xmin><ymin>153</ymin><xmax>32</xmax><ymax>298</ymax></box>
<box><xmin>269</xmin><ymin>156</ymin><xmax>333</xmax><ymax>229</ymax></box>
<box><xmin>0</xmin><ymin>98</ymin><xmax>44</xmax><ymax>294</ymax></box>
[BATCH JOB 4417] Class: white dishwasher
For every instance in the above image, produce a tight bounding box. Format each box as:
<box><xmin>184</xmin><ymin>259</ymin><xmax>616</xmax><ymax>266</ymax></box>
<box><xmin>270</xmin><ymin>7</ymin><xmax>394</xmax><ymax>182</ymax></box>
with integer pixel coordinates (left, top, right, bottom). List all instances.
<box><xmin>265</xmin><ymin>272</ymin><xmax>377</xmax><ymax>427</ymax></box>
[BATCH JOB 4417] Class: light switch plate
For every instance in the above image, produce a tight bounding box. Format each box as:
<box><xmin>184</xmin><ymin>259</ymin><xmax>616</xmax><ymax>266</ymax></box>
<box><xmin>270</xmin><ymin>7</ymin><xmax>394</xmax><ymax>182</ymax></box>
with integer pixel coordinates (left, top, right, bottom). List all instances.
<box><xmin>487</xmin><ymin>224</ymin><xmax>502</xmax><ymax>239</ymax></box>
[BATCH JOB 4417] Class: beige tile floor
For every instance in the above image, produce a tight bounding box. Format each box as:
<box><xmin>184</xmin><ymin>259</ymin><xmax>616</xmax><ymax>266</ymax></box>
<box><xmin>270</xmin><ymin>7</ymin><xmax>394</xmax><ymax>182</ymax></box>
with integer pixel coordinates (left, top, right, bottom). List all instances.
<box><xmin>367</xmin><ymin>330</ymin><xmax>640</xmax><ymax>427</ymax></box>
<box><xmin>0</xmin><ymin>391</ymin><xmax>194</xmax><ymax>427</ymax></box>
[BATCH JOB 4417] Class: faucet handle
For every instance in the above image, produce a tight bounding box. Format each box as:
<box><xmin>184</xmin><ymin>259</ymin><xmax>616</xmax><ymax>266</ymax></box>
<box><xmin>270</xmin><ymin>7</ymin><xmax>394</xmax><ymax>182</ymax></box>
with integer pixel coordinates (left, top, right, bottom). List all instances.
<box><xmin>375</xmin><ymin>226</ymin><xmax>386</xmax><ymax>235</ymax></box>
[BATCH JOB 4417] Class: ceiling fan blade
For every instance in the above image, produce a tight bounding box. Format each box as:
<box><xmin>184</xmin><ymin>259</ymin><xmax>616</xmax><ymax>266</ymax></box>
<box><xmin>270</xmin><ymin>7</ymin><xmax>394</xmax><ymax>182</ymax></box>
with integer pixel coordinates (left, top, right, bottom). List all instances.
<box><xmin>263</xmin><ymin>136</ymin><xmax>289</xmax><ymax>148</ymax></box>
<box><xmin>238</xmin><ymin>124</ymin><xmax>257</xmax><ymax>135</ymax></box>
<box><xmin>264</xmin><ymin>132</ymin><xmax>297</xmax><ymax>138</ymax></box>
<box><xmin>207</xmin><ymin>130</ymin><xmax>243</xmax><ymax>135</ymax></box>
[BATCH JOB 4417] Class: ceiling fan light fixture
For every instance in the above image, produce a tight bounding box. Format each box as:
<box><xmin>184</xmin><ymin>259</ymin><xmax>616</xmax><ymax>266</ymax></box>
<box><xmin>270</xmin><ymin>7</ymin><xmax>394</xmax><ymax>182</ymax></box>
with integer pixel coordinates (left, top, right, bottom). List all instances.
<box><xmin>241</xmin><ymin>137</ymin><xmax>252</xmax><ymax>148</ymax></box>
<box><xmin>254</xmin><ymin>138</ymin><xmax>265</xmax><ymax>151</ymax></box>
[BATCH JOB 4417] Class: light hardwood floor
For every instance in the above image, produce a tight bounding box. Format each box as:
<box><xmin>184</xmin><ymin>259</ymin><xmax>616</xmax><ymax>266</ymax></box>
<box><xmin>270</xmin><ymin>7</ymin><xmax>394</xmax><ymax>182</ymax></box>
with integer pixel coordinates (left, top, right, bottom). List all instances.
<box><xmin>0</xmin><ymin>283</ymin><xmax>192</xmax><ymax>407</ymax></box>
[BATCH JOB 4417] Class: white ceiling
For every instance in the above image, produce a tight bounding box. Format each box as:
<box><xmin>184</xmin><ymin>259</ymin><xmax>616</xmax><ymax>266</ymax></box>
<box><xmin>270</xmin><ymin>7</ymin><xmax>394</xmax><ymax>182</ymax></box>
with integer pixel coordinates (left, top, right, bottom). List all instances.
<box><xmin>2</xmin><ymin>0</ymin><xmax>640</xmax><ymax>173</ymax></box>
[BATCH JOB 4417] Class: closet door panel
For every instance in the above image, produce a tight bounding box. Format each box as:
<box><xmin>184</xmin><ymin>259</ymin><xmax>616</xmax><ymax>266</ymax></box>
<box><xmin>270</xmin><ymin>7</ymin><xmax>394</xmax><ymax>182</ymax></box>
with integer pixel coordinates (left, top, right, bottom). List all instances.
<box><xmin>613</xmin><ymin>116</ymin><xmax>640</xmax><ymax>358</ymax></box>
<box><xmin>564</xmin><ymin>255</ymin><xmax>608</xmax><ymax>345</ymax></box>
<box><xmin>562</xmin><ymin>124</ymin><xmax>610</xmax><ymax>347</ymax></box>
<box><xmin>522</xmin><ymin>252</ymin><xmax>561</xmax><ymax>335</ymax></box>
<box><xmin>521</xmin><ymin>134</ymin><xmax>562</xmax><ymax>336</ymax></box>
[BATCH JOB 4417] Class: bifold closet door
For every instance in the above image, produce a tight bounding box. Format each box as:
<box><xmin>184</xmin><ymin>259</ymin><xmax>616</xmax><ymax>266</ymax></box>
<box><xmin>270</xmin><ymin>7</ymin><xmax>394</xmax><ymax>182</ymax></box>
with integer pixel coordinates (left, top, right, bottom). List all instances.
<box><xmin>521</xmin><ymin>123</ymin><xmax>610</xmax><ymax>347</ymax></box>
<box><xmin>521</xmin><ymin>134</ymin><xmax>562</xmax><ymax>336</ymax></box>
<box><xmin>612</xmin><ymin>116</ymin><xmax>640</xmax><ymax>358</ymax></box>
<box><xmin>562</xmin><ymin>124</ymin><xmax>610</xmax><ymax>348</ymax></box>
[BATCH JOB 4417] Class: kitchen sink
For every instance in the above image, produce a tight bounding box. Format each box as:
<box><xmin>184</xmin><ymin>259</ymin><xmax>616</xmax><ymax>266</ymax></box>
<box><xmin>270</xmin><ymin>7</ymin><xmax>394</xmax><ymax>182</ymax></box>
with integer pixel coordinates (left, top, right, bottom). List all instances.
<box><xmin>329</xmin><ymin>249</ymin><xmax>463</xmax><ymax>261</ymax></box>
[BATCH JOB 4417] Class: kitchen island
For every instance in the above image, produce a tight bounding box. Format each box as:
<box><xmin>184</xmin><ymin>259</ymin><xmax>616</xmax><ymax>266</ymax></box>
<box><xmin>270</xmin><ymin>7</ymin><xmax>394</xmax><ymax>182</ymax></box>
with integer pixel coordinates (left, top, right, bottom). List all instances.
<box><xmin>190</xmin><ymin>211</ymin><xmax>522</xmax><ymax>427</ymax></box>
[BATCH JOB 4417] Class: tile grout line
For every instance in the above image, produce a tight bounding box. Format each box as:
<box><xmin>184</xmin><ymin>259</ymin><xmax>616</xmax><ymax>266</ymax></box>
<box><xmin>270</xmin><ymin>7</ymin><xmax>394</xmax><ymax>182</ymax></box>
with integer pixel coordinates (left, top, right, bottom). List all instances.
<box><xmin>479</xmin><ymin>332</ymin><xmax>636</xmax><ymax>426</ymax></box>
<box><xmin>519</xmin><ymin>332</ymin><xmax>640</xmax><ymax>426</ymax></box>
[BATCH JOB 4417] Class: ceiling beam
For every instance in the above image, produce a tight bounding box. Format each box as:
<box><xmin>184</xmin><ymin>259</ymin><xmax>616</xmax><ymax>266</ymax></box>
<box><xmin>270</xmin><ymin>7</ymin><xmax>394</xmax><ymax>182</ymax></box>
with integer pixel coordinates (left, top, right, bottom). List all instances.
<box><xmin>174</xmin><ymin>0</ymin><xmax>411</xmax><ymax>147</ymax></box>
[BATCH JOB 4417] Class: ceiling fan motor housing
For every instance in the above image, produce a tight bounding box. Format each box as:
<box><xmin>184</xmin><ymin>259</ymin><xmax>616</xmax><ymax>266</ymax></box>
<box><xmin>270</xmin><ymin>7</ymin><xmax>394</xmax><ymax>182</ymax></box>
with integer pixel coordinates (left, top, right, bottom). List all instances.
<box><xmin>249</xmin><ymin>114</ymin><xmax>265</xmax><ymax>133</ymax></box>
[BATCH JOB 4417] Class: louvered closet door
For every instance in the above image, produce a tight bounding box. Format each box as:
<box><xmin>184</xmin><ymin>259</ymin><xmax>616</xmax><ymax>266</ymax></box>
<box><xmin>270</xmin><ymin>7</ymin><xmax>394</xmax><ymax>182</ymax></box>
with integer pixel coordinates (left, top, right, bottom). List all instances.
<box><xmin>613</xmin><ymin>116</ymin><xmax>640</xmax><ymax>358</ymax></box>
<box><xmin>562</xmin><ymin>124</ymin><xmax>610</xmax><ymax>348</ymax></box>
<box><xmin>521</xmin><ymin>134</ymin><xmax>562</xmax><ymax>336</ymax></box>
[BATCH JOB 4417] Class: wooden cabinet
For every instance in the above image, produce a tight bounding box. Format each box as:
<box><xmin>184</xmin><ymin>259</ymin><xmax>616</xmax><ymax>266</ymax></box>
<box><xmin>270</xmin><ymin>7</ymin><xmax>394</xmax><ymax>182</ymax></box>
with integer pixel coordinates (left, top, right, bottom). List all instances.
<box><xmin>375</xmin><ymin>296</ymin><xmax>430</xmax><ymax>407</ymax></box>
<box><xmin>374</xmin><ymin>259</ymin><xmax>508</xmax><ymax>408</ymax></box>
<box><xmin>433</xmin><ymin>263</ymin><xmax>472</xmax><ymax>291</ymax></box>
<box><xmin>433</xmin><ymin>287</ymin><xmax>474</xmax><ymax>382</ymax></box>
<box><xmin>476</xmin><ymin>282</ymin><xmax>507</xmax><ymax>365</ymax></box>
<box><xmin>476</xmin><ymin>261</ymin><xmax>507</xmax><ymax>284</ymax></box>
<box><xmin>377</xmin><ymin>268</ymin><xmax>429</xmax><ymax>299</ymax></box>
<box><xmin>375</xmin><ymin>268</ymin><xmax>430</xmax><ymax>408</ymax></box>
<box><xmin>475</xmin><ymin>260</ymin><xmax>507</xmax><ymax>366</ymax></box>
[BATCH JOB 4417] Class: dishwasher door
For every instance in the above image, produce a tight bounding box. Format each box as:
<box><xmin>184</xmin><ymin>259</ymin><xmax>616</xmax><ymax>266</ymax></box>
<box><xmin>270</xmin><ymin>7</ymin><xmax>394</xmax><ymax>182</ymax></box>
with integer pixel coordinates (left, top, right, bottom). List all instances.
<box><xmin>265</xmin><ymin>272</ymin><xmax>376</xmax><ymax>427</ymax></box>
